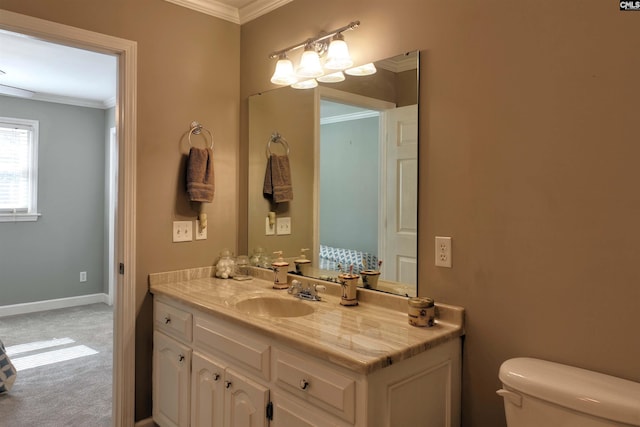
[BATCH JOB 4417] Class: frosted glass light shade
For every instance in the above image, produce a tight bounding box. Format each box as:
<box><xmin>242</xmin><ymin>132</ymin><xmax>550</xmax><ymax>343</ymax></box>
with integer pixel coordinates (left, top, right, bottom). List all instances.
<box><xmin>345</xmin><ymin>62</ymin><xmax>377</xmax><ymax>76</ymax></box>
<box><xmin>291</xmin><ymin>79</ymin><xmax>318</xmax><ymax>89</ymax></box>
<box><xmin>317</xmin><ymin>71</ymin><xmax>345</xmax><ymax>83</ymax></box>
<box><xmin>270</xmin><ymin>57</ymin><xmax>297</xmax><ymax>85</ymax></box>
<box><xmin>296</xmin><ymin>49</ymin><xmax>324</xmax><ymax>78</ymax></box>
<box><xmin>324</xmin><ymin>36</ymin><xmax>353</xmax><ymax>70</ymax></box>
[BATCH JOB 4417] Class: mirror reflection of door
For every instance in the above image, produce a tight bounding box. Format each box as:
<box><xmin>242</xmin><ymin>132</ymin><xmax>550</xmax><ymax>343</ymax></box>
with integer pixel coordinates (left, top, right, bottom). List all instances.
<box><xmin>319</xmin><ymin>98</ymin><xmax>417</xmax><ymax>286</ymax></box>
<box><xmin>381</xmin><ymin>105</ymin><xmax>418</xmax><ymax>285</ymax></box>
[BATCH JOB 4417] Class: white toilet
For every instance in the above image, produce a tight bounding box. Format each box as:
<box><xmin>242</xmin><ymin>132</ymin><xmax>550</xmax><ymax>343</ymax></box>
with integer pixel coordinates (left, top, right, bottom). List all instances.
<box><xmin>497</xmin><ymin>357</ymin><xmax>640</xmax><ymax>426</ymax></box>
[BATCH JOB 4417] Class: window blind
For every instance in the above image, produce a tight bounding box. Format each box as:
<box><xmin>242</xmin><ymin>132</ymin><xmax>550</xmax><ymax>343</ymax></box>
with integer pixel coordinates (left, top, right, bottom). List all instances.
<box><xmin>0</xmin><ymin>122</ymin><xmax>33</xmax><ymax>212</ymax></box>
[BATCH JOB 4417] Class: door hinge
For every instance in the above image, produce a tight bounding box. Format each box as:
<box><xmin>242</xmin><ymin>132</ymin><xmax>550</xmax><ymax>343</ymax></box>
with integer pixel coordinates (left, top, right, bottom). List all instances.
<box><xmin>119</xmin><ymin>263</ymin><xmax>125</xmax><ymax>275</ymax></box>
<box><xmin>266</xmin><ymin>401</ymin><xmax>273</xmax><ymax>421</ymax></box>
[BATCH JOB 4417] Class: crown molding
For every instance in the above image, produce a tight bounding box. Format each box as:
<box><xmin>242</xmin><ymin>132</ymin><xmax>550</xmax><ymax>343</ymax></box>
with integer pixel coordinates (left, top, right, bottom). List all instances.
<box><xmin>164</xmin><ymin>0</ymin><xmax>240</xmax><ymax>24</ymax></box>
<box><xmin>377</xmin><ymin>53</ymin><xmax>418</xmax><ymax>73</ymax></box>
<box><xmin>163</xmin><ymin>0</ymin><xmax>293</xmax><ymax>24</ymax></box>
<box><xmin>240</xmin><ymin>0</ymin><xmax>294</xmax><ymax>24</ymax></box>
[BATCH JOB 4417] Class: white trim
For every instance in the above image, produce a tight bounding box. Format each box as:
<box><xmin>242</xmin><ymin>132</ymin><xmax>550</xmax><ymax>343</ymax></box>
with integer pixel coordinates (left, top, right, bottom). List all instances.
<box><xmin>0</xmin><ymin>293</ymin><xmax>110</xmax><ymax>317</ymax></box>
<box><xmin>0</xmin><ymin>10</ymin><xmax>138</xmax><ymax>427</ymax></box>
<box><xmin>240</xmin><ymin>0</ymin><xmax>294</xmax><ymax>24</ymax></box>
<box><xmin>320</xmin><ymin>110</ymin><xmax>380</xmax><ymax>125</ymax></box>
<box><xmin>162</xmin><ymin>0</ymin><xmax>293</xmax><ymax>24</ymax></box>
<box><xmin>164</xmin><ymin>0</ymin><xmax>240</xmax><ymax>23</ymax></box>
<box><xmin>0</xmin><ymin>213</ymin><xmax>41</xmax><ymax>222</ymax></box>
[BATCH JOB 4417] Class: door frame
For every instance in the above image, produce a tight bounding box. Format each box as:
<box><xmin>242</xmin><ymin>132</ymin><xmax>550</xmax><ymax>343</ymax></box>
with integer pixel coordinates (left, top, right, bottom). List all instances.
<box><xmin>0</xmin><ymin>9</ymin><xmax>138</xmax><ymax>427</ymax></box>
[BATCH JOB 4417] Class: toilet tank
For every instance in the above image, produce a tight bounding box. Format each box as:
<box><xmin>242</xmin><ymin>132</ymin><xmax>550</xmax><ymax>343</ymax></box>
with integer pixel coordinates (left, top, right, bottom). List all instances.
<box><xmin>497</xmin><ymin>358</ymin><xmax>640</xmax><ymax>427</ymax></box>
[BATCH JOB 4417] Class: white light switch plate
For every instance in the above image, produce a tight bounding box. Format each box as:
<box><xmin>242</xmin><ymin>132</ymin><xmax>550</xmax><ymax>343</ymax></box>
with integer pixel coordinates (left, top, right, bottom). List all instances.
<box><xmin>195</xmin><ymin>220</ymin><xmax>207</xmax><ymax>240</ymax></box>
<box><xmin>173</xmin><ymin>221</ymin><xmax>193</xmax><ymax>242</ymax></box>
<box><xmin>276</xmin><ymin>217</ymin><xmax>291</xmax><ymax>235</ymax></box>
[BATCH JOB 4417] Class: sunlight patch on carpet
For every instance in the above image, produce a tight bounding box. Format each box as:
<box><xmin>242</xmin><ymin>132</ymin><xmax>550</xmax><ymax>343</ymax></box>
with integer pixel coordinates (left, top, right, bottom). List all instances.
<box><xmin>5</xmin><ymin>337</ymin><xmax>76</xmax><ymax>356</ymax></box>
<box><xmin>11</xmin><ymin>345</ymin><xmax>99</xmax><ymax>371</ymax></box>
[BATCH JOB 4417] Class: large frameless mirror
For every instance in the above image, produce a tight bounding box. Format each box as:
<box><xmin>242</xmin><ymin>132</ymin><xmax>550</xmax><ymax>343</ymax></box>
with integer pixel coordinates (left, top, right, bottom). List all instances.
<box><xmin>248</xmin><ymin>51</ymin><xmax>419</xmax><ymax>297</ymax></box>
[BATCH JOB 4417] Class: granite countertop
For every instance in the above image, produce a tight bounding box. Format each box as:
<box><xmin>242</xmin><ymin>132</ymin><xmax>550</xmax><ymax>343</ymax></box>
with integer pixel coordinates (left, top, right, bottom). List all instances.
<box><xmin>149</xmin><ymin>268</ymin><xmax>464</xmax><ymax>375</ymax></box>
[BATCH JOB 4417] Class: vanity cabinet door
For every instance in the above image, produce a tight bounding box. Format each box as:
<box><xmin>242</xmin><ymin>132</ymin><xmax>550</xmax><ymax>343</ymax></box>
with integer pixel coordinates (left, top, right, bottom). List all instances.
<box><xmin>270</xmin><ymin>392</ymin><xmax>343</xmax><ymax>427</ymax></box>
<box><xmin>153</xmin><ymin>331</ymin><xmax>192</xmax><ymax>427</ymax></box>
<box><xmin>192</xmin><ymin>352</ymin><xmax>225</xmax><ymax>427</ymax></box>
<box><xmin>224</xmin><ymin>369</ymin><xmax>270</xmax><ymax>427</ymax></box>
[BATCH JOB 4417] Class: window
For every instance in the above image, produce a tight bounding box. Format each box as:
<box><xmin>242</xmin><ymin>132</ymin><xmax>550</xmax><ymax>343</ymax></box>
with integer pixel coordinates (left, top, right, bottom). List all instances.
<box><xmin>0</xmin><ymin>117</ymin><xmax>40</xmax><ymax>222</ymax></box>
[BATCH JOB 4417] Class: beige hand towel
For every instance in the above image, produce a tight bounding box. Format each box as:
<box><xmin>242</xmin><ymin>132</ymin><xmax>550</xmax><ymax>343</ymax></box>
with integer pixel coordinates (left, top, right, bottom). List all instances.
<box><xmin>187</xmin><ymin>147</ymin><xmax>214</xmax><ymax>202</ymax></box>
<box><xmin>263</xmin><ymin>154</ymin><xmax>293</xmax><ymax>203</ymax></box>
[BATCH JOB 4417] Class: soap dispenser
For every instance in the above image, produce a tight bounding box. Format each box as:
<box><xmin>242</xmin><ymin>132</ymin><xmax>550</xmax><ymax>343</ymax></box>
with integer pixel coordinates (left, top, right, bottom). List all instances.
<box><xmin>294</xmin><ymin>248</ymin><xmax>311</xmax><ymax>276</ymax></box>
<box><xmin>271</xmin><ymin>251</ymin><xmax>289</xmax><ymax>289</ymax></box>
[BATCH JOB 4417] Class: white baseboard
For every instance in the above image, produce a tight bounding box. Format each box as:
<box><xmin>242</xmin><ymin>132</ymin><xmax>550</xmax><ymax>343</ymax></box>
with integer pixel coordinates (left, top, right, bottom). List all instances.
<box><xmin>134</xmin><ymin>417</ymin><xmax>157</xmax><ymax>427</ymax></box>
<box><xmin>0</xmin><ymin>293</ymin><xmax>110</xmax><ymax>317</ymax></box>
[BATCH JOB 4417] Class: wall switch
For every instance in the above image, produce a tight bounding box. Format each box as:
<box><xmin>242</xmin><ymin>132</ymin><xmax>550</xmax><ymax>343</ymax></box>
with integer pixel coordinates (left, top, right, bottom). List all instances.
<box><xmin>435</xmin><ymin>236</ymin><xmax>452</xmax><ymax>268</ymax></box>
<box><xmin>80</xmin><ymin>271</ymin><xmax>87</xmax><ymax>282</ymax></box>
<box><xmin>276</xmin><ymin>217</ymin><xmax>291</xmax><ymax>235</ymax></box>
<box><xmin>173</xmin><ymin>221</ymin><xmax>193</xmax><ymax>242</ymax></box>
<box><xmin>265</xmin><ymin>217</ymin><xmax>275</xmax><ymax>235</ymax></box>
<box><xmin>195</xmin><ymin>220</ymin><xmax>207</xmax><ymax>240</ymax></box>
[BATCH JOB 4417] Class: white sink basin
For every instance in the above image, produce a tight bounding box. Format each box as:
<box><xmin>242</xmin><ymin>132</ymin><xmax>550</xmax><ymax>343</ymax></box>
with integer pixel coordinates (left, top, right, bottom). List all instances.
<box><xmin>235</xmin><ymin>296</ymin><xmax>315</xmax><ymax>318</ymax></box>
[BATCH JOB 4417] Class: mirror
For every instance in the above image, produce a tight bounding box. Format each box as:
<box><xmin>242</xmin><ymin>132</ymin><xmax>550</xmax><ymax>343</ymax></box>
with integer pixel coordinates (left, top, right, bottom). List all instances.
<box><xmin>248</xmin><ymin>51</ymin><xmax>418</xmax><ymax>297</ymax></box>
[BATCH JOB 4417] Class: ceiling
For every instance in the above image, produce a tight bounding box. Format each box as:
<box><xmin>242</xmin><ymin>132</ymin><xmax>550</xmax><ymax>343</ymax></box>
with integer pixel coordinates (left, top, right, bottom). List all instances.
<box><xmin>0</xmin><ymin>0</ymin><xmax>289</xmax><ymax>109</ymax></box>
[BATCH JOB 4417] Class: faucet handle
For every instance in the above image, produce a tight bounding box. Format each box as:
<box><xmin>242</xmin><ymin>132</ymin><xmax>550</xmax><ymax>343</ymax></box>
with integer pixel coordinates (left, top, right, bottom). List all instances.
<box><xmin>288</xmin><ymin>279</ymin><xmax>303</xmax><ymax>295</ymax></box>
<box><xmin>313</xmin><ymin>284</ymin><xmax>326</xmax><ymax>293</ymax></box>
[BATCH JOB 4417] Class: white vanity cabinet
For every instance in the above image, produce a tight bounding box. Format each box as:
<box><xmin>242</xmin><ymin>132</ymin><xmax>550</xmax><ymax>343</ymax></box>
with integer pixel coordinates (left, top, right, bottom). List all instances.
<box><xmin>153</xmin><ymin>301</ymin><xmax>194</xmax><ymax>427</ymax></box>
<box><xmin>152</xmin><ymin>294</ymin><xmax>461</xmax><ymax>427</ymax></box>
<box><xmin>191</xmin><ymin>352</ymin><xmax>269</xmax><ymax>427</ymax></box>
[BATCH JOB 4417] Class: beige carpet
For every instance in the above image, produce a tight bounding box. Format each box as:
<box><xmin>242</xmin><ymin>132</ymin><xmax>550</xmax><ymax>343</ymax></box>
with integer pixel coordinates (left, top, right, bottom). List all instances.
<box><xmin>0</xmin><ymin>303</ymin><xmax>113</xmax><ymax>426</ymax></box>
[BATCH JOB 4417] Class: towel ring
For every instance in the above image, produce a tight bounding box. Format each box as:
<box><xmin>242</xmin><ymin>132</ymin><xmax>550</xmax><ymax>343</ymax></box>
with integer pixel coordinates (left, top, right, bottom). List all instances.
<box><xmin>188</xmin><ymin>121</ymin><xmax>214</xmax><ymax>150</ymax></box>
<box><xmin>266</xmin><ymin>132</ymin><xmax>290</xmax><ymax>159</ymax></box>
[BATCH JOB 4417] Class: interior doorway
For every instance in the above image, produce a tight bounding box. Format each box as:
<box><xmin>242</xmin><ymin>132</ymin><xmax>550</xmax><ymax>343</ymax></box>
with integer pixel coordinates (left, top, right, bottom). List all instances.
<box><xmin>0</xmin><ymin>9</ymin><xmax>137</xmax><ymax>426</ymax></box>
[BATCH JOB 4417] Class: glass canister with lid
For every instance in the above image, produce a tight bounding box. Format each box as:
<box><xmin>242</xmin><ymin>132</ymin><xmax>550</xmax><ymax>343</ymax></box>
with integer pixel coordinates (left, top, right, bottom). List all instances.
<box><xmin>408</xmin><ymin>297</ymin><xmax>435</xmax><ymax>327</ymax></box>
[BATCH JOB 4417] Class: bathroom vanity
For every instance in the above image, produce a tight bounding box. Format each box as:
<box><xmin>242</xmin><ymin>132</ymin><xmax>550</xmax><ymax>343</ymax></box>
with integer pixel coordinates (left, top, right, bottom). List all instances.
<box><xmin>149</xmin><ymin>268</ymin><xmax>464</xmax><ymax>427</ymax></box>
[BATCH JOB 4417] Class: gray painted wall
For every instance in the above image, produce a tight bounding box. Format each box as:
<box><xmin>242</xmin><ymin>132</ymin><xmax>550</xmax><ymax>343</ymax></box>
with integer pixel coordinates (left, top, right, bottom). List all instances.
<box><xmin>319</xmin><ymin>117</ymin><xmax>379</xmax><ymax>254</ymax></box>
<box><xmin>0</xmin><ymin>96</ymin><xmax>107</xmax><ymax>305</ymax></box>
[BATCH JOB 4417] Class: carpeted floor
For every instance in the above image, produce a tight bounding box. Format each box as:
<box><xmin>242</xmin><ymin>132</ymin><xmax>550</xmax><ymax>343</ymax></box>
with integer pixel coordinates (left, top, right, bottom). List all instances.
<box><xmin>0</xmin><ymin>303</ymin><xmax>113</xmax><ymax>426</ymax></box>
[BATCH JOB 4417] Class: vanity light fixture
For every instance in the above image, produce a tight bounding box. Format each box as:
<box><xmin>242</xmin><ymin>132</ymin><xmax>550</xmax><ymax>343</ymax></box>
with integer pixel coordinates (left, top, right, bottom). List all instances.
<box><xmin>317</xmin><ymin>71</ymin><xmax>345</xmax><ymax>83</ymax></box>
<box><xmin>270</xmin><ymin>53</ymin><xmax>297</xmax><ymax>85</ymax></box>
<box><xmin>324</xmin><ymin>33</ymin><xmax>353</xmax><ymax>70</ymax></box>
<box><xmin>269</xmin><ymin>20</ymin><xmax>366</xmax><ymax>89</ymax></box>
<box><xmin>296</xmin><ymin>44</ymin><xmax>324</xmax><ymax>78</ymax></box>
<box><xmin>345</xmin><ymin>62</ymin><xmax>377</xmax><ymax>76</ymax></box>
<box><xmin>291</xmin><ymin>78</ymin><xmax>318</xmax><ymax>90</ymax></box>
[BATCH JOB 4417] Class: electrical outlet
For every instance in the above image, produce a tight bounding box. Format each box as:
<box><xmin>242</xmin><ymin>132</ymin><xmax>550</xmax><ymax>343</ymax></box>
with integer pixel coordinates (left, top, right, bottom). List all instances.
<box><xmin>265</xmin><ymin>217</ymin><xmax>275</xmax><ymax>235</ymax></box>
<box><xmin>195</xmin><ymin>220</ymin><xmax>207</xmax><ymax>240</ymax></box>
<box><xmin>435</xmin><ymin>236</ymin><xmax>452</xmax><ymax>268</ymax></box>
<box><xmin>80</xmin><ymin>271</ymin><xmax>87</xmax><ymax>282</ymax></box>
<box><xmin>276</xmin><ymin>217</ymin><xmax>291</xmax><ymax>235</ymax></box>
<box><xmin>173</xmin><ymin>221</ymin><xmax>193</xmax><ymax>242</ymax></box>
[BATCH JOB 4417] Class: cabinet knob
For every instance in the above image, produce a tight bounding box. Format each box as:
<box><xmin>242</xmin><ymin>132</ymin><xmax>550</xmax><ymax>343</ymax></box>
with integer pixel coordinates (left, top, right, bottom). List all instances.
<box><xmin>299</xmin><ymin>379</ymin><xmax>310</xmax><ymax>390</ymax></box>
<box><xmin>164</xmin><ymin>316</ymin><xmax>171</xmax><ymax>324</ymax></box>
<box><xmin>213</xmin><ymin>373</ymin><xmax>220</xmax><ymax>381</ymax></box>
<box><xmin>225</xmin><ymin>380</ymin><xmax>232</xmax><ymax>389</ymax></box>
<box><xmin>178</xmin><ymin>354</ymin><xmax>185</xmax><ymax>363</ymax></box>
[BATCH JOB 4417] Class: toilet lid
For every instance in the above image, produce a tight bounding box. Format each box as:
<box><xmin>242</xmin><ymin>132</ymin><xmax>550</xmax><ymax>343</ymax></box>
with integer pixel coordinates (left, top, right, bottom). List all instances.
<box><xmin>499</xmin><ymin>358</ymin><xmax>640</xmax><ymax>426</ymax></box>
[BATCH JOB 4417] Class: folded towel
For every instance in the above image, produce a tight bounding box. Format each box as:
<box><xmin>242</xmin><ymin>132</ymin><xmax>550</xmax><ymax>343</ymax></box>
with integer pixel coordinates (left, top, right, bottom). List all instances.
<box><xmin>187</xmin><ymin>147</ymin><xmax>214</xmax><ymax>202</ymax></box>
<box><xmin>263</xmin><ymin>154</ymin><xmax>293</xmax><ymax>203</ymax></box>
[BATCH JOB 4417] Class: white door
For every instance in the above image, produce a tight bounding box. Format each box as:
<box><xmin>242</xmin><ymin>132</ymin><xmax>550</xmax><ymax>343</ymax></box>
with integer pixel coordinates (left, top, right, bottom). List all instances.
<box><xmin>224</xmin><ymin>369</ymin><xmax>270</xmax><ymax>427</ymax></box>
<box><xmin>153</xmin><ymin>332</ymin><xmax>192</xmax><ymax>427</ymax></box>
<box><xmin>192</xmin><ymin>352</ymin><xmax>225</xmax><ymax>427</ymax></box>
<box><xmin>381</xmin><ymin>105</ymin><xmax>418</xmax><ymax>285</ymax></box>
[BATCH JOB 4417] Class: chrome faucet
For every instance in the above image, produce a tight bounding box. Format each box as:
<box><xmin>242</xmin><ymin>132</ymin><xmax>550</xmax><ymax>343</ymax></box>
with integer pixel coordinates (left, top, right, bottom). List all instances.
<box><xmin>288</xmin><ymin>279</ymin><xmax>325</xmax><ymax>301</ymax></box>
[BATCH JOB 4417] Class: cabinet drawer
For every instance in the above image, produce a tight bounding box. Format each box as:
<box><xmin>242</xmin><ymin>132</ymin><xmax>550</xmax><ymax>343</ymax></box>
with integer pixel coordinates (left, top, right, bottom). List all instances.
<box><xmin>155</xmin><ymin>300</ymin><xmax>193</xmax><ymax>343</ymax></box>
<box><xmin>194</xmin><ymin>316</ymin><xmax>270</xmax><ymax>381</ymax></box>
<box><xmin>274</xmin><ymin>349</ymin><xmax>355</xmax><ymax>423</ymax></box>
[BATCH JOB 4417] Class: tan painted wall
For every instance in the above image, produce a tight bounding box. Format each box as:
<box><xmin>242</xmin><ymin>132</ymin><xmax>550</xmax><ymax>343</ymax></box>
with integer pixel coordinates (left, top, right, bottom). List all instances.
<box><xmin>240</xmin><ymin>1</ymin><xmax>640</xmax><ymax>426</ymax></box>
<box><xmin>0</xmin><ymin>0</ymin><xmax>239</xmax><ymax>420</ymax></box>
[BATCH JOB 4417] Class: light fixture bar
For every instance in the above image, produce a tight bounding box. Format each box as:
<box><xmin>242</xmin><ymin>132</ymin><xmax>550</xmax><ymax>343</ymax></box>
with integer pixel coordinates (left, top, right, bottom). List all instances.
<box><xmin>268</xmin><ymin>20</ymin><xmax>360</xmax><ymax>59</ymax></box>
